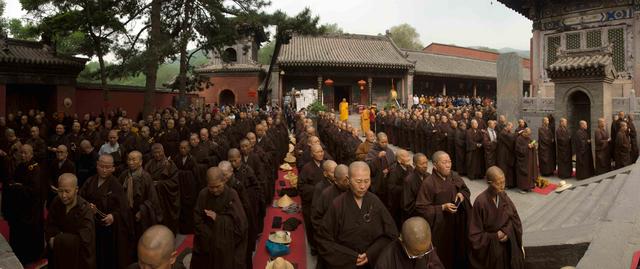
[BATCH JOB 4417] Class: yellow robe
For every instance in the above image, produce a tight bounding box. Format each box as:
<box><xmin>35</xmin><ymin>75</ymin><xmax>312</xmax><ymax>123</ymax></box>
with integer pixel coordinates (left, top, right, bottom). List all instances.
<box><xmin>361</xmin><ymin>109</ymin><xmax>370</xmax><ymax>135</ymax></box>
<box><xmin>339</xmin><ymin>101</ymin><xmax>349</xmax><ymax>121</ymax></box>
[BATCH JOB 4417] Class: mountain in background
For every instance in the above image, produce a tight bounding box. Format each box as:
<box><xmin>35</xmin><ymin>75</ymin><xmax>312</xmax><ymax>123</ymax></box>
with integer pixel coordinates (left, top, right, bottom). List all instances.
<box><xmin>469</xmin><ymin>46</ymin><xmax>530</xmax><ymax>59</ymax></box>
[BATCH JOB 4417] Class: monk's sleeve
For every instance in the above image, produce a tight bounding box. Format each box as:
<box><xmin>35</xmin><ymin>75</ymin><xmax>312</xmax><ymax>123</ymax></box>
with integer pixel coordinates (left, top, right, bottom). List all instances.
<box><xmin>366</xmin><ymin>200</ymin><xmax>398</xmax><ymax>263</ymax></box>
<box><xmin>456</xmin><ymin>178</ymin><xmax>471</xmax><ymax>199</ymax></box>
<box><xmin>355</xmin><ymin>143</ymin><xmax>367</xmax><ymax>161</ymax></box>
<box><xmin>79</xmin><ymin>206</ymin><xmax>97</xmax><ymax>268</ymax></box>
<box><xmin>297</xmin><ymin>167</ymin><xmax>315</xmax><ymax>204</ymax></box>
<box><xmin>506</xmin><ymin>196</ymin><xmax>523</xmax><ymax>247</ymax></box>
<box><xmin>316</xmin><ymin>200</ymin><xmax>358</xmax><ymax>267</ymax></box>
<box><xmin>415</xmin><ymin>181</ymin><xmax>442</xmax><ymax>226</ymax></box>
<box><xmin>143</xmin><ymin>175</ymin><xmax>163</xmax><ymax>223</ymax></box>
<box><xmin>230</xmin><ymin>191</ymin><xmax>248</xmax><ymax>269</ymax></box>
<box><xmin>468</xmin><ymin>199</ymin><xmax>495</xmax><ymax>251</ymax></box>
<box><xmin>310</xmin><ymin>186</ymin><xmax>325</xmax><ymax>232</ymax></box>
<box><xmin>402</xmin><ymin>179</ymin><xmax>416</xmax><ymax>217</ymax></box>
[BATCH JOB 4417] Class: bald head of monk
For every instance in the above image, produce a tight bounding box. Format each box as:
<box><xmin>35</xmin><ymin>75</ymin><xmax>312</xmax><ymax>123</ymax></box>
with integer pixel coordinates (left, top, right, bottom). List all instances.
<box><xmin>365</xmin><ymin>130</ymin><xmax>375</xmax><ymax>143</ymax></box>
<box><xmin>432</xmin><ymin>151</ymin><xmax>451</xmax><ymax>177</ymax></box>
<box><xmin>137</xmin><ymin>225</ymin><xmax>177</xmax><ymax>269</ymax></box>
<box><xmin>228</xmin><ymin>148</ymin><xmax>242</xmax><ymax>169</ymax></box>
<box><xmin>349</xmin><ymin>161</ymin><xmax>371</xmax><ymax>199</ymax></box>
<box><xmin>400</xmin><ymin>217</ymin><xmax>433</xmax><ymax>258</ymax></box>
<box><xmin>57</xmin><ymin>173</ymin><xmax>79</xmax><ymax>207</ymax></box>
<box><xmin>486</xmin><ymin>166</ymin><xmax>506</xmax><ymax>194</ymax></box>
<box><xmin>127</xmin><ymin>150</ymin><xmax>143</xmax><ymax>170</ymax></box>
<box><xmin>21</xmin><ymin>144</ymin><xmax>34</xmax><ymax>162</ymax></box>
<box><xmin>311</xmin><ymin>144</ymin><xmax>324</xmax><ymax>162</ymax></box>
<box><xmin>322</xmin><ymin>160</ymin><xmax>337</xmax><ymax>181</ymax></box>
<box><xmin>396</xmin><ymin>149</ymin><xmax>411</xmax><ymax>168</ymax></box>
<box><xmin>376</xmin><ymin>132</ymin><xmax>388</xmax><ymax>148</ymax></box>
<box><xmin>206</xmin><ymin>167</ymin><xmax>226</xmax><ymax>196</ymax></box>
<box><xmin>218</xmin><ymin>161</ymin><xmax>233</xmax><ymax>182</ymax></box>
<box><xmin>334</xmin><ymin>164</ymin><xmax>349</xmax><ymax>190</ymax></box>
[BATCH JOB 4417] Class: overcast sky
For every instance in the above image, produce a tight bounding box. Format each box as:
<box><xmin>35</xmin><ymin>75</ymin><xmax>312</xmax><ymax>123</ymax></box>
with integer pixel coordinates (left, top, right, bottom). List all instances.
<box><xmin>3</xmin><ymin>0</ymin><xmax>532</xmax><ymax>50</ymax></box>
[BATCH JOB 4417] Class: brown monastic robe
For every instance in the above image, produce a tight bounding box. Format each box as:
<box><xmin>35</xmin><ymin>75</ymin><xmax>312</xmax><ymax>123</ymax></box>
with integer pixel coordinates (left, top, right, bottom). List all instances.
<box><xmin>45</xmin><ymin>196</ymin><xmax>96</xmax><ymax>269</ymax></box>
<box><xmin>415</xmin><ymin>172</ymin><xmax>471</xmax><ymax>269</ymax></box>
<box><xmin>355</xmin><ymin>141</ymin><xmax>373</xmax><ymax>161</ymax></box>
<box><xmin>469</xmin><ymin>189</ymin><xmax>524</xmax><ymax>269</ymax></box>
<box><xmin>497</xmin><ymin>130</ymin><xmax>516</xmax><ymax>188</ymax></box>
<box><xmin>80</xmin><ymin>175</ymin><xmax>132</xmax><ymax>269</ymax></box>
<box><xmin>572</xmin><ymin>129</ymin><xmax>594</xmax><ymax>180</ymax></box>
<box><xmin>316</xmin><ymin>190</ymin><xmax>399</xmax><ymax>269</ymax></box>
<box><xmin>118</xmin><ymin>168</ymin><xmax>162</xmax><ymax>242</ymax></box>
<box><xmin>556</xmin><ymin>127</ymin><xmax>572</xmax><ymax>178</ymax></box>
<box><xmin>515</xmin><ymin>135</ymin><xmax>537</xmax><ymax>191</ymax></box>
<box><xmin>386</xmin><ymin>162</ymin><xmax>413</xmax><ymax>228</ymax></box>
<box><xmin>174</xmin><ymin>154</ymin><xmax>199</xmax><ymax>234</ymax></box>
<box><xmin>483</xmin><ymin>128</ymin><xmax>498</xmax><ymax>169</ymax></box>
<box><xmin>538</xmin><ymin>126</ymin><xmax>556</xmax><ymax>176</ymax></box>
<box><xmin>144</xmin><ymin>158</ymin><xmax>181</xmax><ymax>233</ymax></box>
<box><xmin>466</xmin><ymin>128</ymin><xmax>486</xmax><ymax>180</ymax></box>
<box><xmin>454</xmin><ymin>127</ymin><xmax>467</xmax><ymax>175</ymax></box>
<box><xmin>402</xmin><ymin>170</ymin><xmax>431</xmax><ymax>221</ymax></box>
<box><xmin>191</xmin><ymin>186</ymin><xmax>248</xmax><ymax>269</ymax></box>
<box><xmin>594</xmin><ymin>127</ymin><xmax>612</xmax><ymax>174</ymax></box>
<box><xmin>374</xmin><ymin>239</ymin><xmax>445</xmax><ymax>269</ymax></box>
<box><xmin>614</xmin><ymin>130</ymin><xmax>632</xmax><ymax>169</ymax></box>
<box><xmin>298</xmin><ymin>160</ymin><xmax>324</xmax><ymax>250</ymax></box>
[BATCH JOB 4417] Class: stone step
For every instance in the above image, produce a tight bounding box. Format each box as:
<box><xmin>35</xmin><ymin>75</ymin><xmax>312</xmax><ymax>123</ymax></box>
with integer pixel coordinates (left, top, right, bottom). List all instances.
<box><xmin>583</xmin><ymin>173</ymin><xmax>627</xmax><ymax>225</ymax></box>
<box><xmin>525</xmin><ymin>186</ymin><xmax>586</xmax><ymax>232</ymax></box>
<box><xmin>541</xmin><ymin>182</ymin><xmax>598</xmax><ymax>231</ymax></box>
<box><xmin>521</xmin><ymin>191</ymin><xmax>560</xmax><ymax>222</ymax></box>
<box><xmin>523</xmin><ymin>188</ymin><xmax>575</xmax><ymax>230</ymax></box>
<box><xmin>560</xmin><ymin>178</ymin><xmax>612</xmax><ymax>228</ymax></box>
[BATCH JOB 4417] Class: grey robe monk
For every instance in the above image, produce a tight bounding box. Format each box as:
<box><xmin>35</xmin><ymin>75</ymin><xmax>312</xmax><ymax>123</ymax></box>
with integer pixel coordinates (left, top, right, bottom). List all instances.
<box><xmin>594</xmin><ymin>118</ymin><xmax>612</xmax><ymax>175</ymax></box>
<box><xmin>614</xmin><ymin>122</ymin><xmax>632</xmax><ymax>169</ymax></box>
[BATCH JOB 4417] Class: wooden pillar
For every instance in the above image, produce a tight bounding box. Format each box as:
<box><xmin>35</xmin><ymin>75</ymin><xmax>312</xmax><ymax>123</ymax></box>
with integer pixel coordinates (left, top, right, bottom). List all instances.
<box><xmin>0</xmin><ymin>84</ymin><xmax>5</xmax><ymax>117</ymax></box>
<box><xmin>368</xmin><ymin>77</ymin><xmax>373</xmax><ymax>105</ymax></box>
<box><xmin>317</xmin><ymin>76</ymin><xmax>323</xmax><ymax>105</ymax></box>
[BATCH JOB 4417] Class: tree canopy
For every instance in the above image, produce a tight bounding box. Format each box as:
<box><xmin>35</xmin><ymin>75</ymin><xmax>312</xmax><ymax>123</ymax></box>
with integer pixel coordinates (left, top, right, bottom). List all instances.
<box><xmin>387</xmin><ymin>23</ymin><xmax>424</xmax><ymax>50</ymax></box>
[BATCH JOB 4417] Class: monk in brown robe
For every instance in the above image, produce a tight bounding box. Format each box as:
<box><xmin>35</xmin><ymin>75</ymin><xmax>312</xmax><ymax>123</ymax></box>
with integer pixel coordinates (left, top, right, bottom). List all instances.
<box><xmin>49</xmin><ymin>144</ymin><xmax>76</xmax><ymax>206</ymax></box>
<box><xmin>4</xmin><ymin>144</ymin><xmax>45</xmax><ymax>264</ymax></box>
<box><xmin>497</xmin><ymin>123</ymin><xmax>516</xmax><ymax>188</ymax></box>
<box><xmin>355</xmin><ymin>131</ymin><xmax>375</xmax><ymax>161</ymax></box>
<box><xmin>572</xmin><ymin>121</ymin><xmax>594</xmax><ymax>180</ymax></box>
<box><xmin>594</xmin><ymin>118</ymin><xmax>612</xmax><ymax>174</ymax></box>
<box><xmin>483</xmin><ymin>120</ymin><xmax>499</xmax><ymax>169</ymax></box>
<box><xmin>174</xmin><ymin>141</ymin><xmax>199</xmax><ymax>234</ymax></box>
<box><xmin>556</xmin><ymin>118</ymin><xmax>572</xmax><ymax>178</ymax></box>
<box><xmin>454</xmin><ymin>121</ymin><xmax>467</xmax><ymax>175</ymax></box>
<box><xmin>515</xmin><ymin>128</ymin><xmax>537</xmax><ymax>192</ymax></box>
<box><xmin>375</xmin><ymin>217</ymin><xmax>445</xmax><ymax>269</ymax></box>
<box><xmin>365</xmin><ymin>132</ymin><xmax>396</xmax><ymax>200</ymax></box>
<box><xmin>118</xmin><ymin>151</ymin><xmax>162</xmax><ymax>244</ymax></box>
<box><xmin>415</xmin><ymin>151</ymin><xmax>471</xmax><ymax>269</ymax></box>
<box><xmin>466</xmin><ymin>119</ymin><xmax>486</xmax><ymax>180</ymax></box>
<box><xmin>538</xmin><ymin>117</ymin><xmax>556</xmax><ymax>176</ymax></box>
<box><xmin>299</xmin><ymin>144</ymin><xmax>326</xmax><ymax>253</ymax></box>
<box><xmin>192</xmin><ymin>167</ymin><xmax>248</xmax><ymax>269</ymax></box>
<box><xmin>80</xmin><ymin>155</ymin><xmax>132</xmax><ymax>269</ymax></box>
<box><xmin>614</xmin><ymin>121</ymin><xmax>632</xmax><ymax>169</ymax></box>
<box><xmin>386</xmin><ymin>149</ymin><xmax>413</xmax><ymax>228</ymax></box>
<box><xmin>317</xmin><ymin>161</ymin><xmax>398</xmax><ymax>269</ymax></box>
<box><xmin>45</xmin><ymin>173</ymin><xmax>96</xmax><ymax>269</ymax></box>
<box><xmin>127</xmin><ymin>225</ymin><xmax>184</xmax><ymax>269</ymax></box>
<box><xmin>144</xmin><ymin>144</ymin><xmax>181</xmax><ymax>234</ymax></box>
<box><xmin>469</xmin><ymin>167</ymin><xmax>524</xmax><ymax>269</ymax></box>
<box><xmin>402</xmin><ymin>153</ymin><xmax>431</xmax><ymax>220</ymax></box>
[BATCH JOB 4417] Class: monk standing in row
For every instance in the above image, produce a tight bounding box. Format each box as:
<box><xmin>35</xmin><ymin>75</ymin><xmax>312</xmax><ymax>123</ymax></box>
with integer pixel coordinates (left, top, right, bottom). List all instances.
<box><xmin>573</xmin><ymin>121</ymin><xmax>594</xmax><ymax>180</ymax></box>
<box><xmin>556</xmin><ymin>118</ymin><xmax>572</xmax><ymax>178</ymax></box>
<box><xmin>538</xmin><ymin>117</ymin><xmax>555</xmax><ymax>176</ymax></box>
<box><xmin>515</xmin><ymin>128</ymin><xmax>537</xmax><ymax>192</ymax></box>
<box><xmin>594</xmin><ymin>118</ymin><xmax>612</xmax><ymax>175</ymax></box>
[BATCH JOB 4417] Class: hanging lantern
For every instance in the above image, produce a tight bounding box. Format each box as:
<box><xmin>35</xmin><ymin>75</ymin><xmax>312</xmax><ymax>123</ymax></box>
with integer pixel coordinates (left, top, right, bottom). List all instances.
<box><xmin>357</xmin><ymin>79</ymin><xmax>367</xmax><ymax>90</ymax></box>
<box><xmin>324</xmin><ymin>79</ymin><xmax>334</xmax><ymax>87</ymax></box>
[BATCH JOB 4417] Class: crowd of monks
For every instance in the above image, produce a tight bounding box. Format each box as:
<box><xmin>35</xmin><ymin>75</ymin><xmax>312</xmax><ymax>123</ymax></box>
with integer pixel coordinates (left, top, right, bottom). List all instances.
<box><xmin>358</xmin><ymin>106</ymin><xmax>638</xmax><ymax>191</ymax></box>
<box><xmin>0</xmin><ymin>106</ymin><xmax>290</xmax><ymax>269</ymax></box>
<box><xmin>297</xmin><ymin>110</ymin><xmax>524</xmax><ymax>269</ymax></box>
<box><xmin>0</xmin><ymin>100</ymin><xmax>637</xmax><ymax>269</ymax></box>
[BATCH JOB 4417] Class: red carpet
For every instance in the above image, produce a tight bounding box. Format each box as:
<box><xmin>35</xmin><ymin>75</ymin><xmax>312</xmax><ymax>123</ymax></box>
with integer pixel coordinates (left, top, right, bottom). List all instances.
<box><xmin>253</xmin><ymin>168</ymin><xmax>307</xmax><ymax>269</ymax></box>
<box><xmin>533</xmin><ymin>183</ymin><xmax>557</xmax><ymax>195</ymax></box>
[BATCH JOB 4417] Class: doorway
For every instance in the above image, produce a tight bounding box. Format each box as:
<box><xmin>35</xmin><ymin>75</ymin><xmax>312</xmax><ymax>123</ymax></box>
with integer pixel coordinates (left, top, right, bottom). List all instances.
<box><xmin>333</xmin><ymin>86</ymin><xmax>351</xmax><ymax>110</ymax></box>
<box><xmin>219</xmin><ymin>89</ymin><xmax>235</xmax><ymax>106</ymax></box>
<box><xmin>567</xmin><ymin>90</ymin><xmax>591</xmax><ymax>133</ymax></box>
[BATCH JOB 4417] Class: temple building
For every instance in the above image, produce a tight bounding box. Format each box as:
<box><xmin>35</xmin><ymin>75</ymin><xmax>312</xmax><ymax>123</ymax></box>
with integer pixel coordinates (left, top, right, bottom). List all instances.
<box><xmin>262</xmin><ymin>33</ymin><xmax>530</xmax><ymax>109</ymax></box>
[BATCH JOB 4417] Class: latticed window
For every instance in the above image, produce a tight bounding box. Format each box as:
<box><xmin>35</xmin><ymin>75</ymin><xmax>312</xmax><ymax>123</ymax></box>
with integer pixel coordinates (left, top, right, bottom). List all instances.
<box><xmin>586</xmin><ymin>30</ymin><xmax>602</xmax><ymax>48</ymax></box>
<box><xmin>566</xmin><ymin>32</ymin><xmax>581</xmax><ymax>50</ymax></box>
<box><xmin>546</xmin><ymin>35</ymin><xmax>561</xmax><ymax>66</ymax></box>
<box><xmin>607</xmin><ymin>28</ymin><xmax>625</xmax><ymax>72</ymax></box>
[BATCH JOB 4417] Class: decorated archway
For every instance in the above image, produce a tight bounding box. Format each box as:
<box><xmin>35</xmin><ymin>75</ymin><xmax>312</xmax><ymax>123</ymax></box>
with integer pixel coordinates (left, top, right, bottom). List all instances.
<box><xmin>219</xmin><ymin>89</ymin><xmax>235</xmax><ymax>106</ymax></box>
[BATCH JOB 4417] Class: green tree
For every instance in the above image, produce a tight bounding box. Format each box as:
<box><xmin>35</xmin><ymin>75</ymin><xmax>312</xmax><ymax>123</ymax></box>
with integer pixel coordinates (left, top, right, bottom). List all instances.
<box><xmin>0</xmin><ymin>0</ymin><xmax>6</xmax><ymax>31</ymax></box>
<box><xmin>323</xmin><ymin>23</ymin><xmax>343</xmax><ymax>34</ymax></box>
<box><xmin>7</xmin><ymin>19</ymin><xmax>39</xmax><ymax>40</ymax></box>
<box><xmin>258</xmin><ymin>40</ymin><xmax>274</xmax><ymax>64</ymax></box>
<box><xmin>387</xmin><ymin>23</ymin><xmax>423</xmax><ymax>50</ymax></box>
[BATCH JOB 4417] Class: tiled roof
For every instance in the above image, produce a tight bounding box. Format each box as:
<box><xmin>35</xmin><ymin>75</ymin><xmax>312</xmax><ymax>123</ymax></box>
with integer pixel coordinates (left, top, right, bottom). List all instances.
<box><xmin>406</xmin><ymin>50</ymin><xmax>531</xmax><ymax>82</ymax></box>
<box><xmin>547</xmin><ymin>54</ymin><xmax>613</xmax><ymax>72</ymax></box>
<box><xmin>277</xmin><ymin>34</ymin><xmax>413</xmax><ymax>69</ymax></box>
<box><xmin>0</xmin><ymin>37</ymin><xmax>87</xmax><ymax>67</ymax></box>
<box><xmin>196</xmin><ymin>63</ymin><xmax>264</xmax><ymax>73</ymax></box>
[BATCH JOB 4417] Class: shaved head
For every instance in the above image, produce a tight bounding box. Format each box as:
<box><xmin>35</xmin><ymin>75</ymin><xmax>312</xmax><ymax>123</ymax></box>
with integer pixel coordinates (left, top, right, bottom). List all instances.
<box><xmin>137</xmin><ymin>225</ymin><xmax>177</xmax><ymax>269</ymax></box>
<box><xmin>401</xmin><ymin>217</ymin><xmax>432</xmax><ymax>255</ymax></box>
